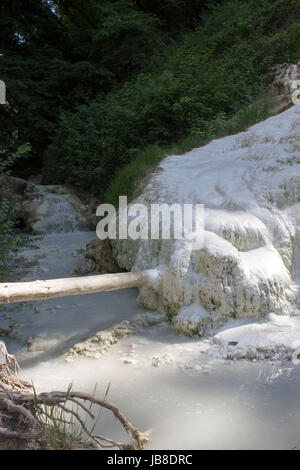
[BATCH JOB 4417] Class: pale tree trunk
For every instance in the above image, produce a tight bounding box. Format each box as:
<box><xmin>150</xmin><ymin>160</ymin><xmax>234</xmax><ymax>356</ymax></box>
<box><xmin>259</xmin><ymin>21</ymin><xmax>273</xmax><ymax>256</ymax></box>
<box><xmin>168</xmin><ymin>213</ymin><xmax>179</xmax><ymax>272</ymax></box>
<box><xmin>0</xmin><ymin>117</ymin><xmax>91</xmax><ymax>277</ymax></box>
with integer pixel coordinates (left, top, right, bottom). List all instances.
<box><xmin>0</xmin><ymin>270</ymin><xmax>153</xmax><ymax>305</ymax></box>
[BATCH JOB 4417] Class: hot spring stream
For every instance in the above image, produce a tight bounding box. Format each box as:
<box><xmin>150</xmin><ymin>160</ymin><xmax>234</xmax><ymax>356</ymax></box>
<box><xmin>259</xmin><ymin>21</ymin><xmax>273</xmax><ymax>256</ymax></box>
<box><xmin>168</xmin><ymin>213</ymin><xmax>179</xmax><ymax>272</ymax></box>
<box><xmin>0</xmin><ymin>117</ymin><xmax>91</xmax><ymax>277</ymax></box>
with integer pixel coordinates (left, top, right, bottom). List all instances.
<box><xmin>2</xmin><ymin>226</ymin><xmax>300</xmax><ymax>450</ymax></box>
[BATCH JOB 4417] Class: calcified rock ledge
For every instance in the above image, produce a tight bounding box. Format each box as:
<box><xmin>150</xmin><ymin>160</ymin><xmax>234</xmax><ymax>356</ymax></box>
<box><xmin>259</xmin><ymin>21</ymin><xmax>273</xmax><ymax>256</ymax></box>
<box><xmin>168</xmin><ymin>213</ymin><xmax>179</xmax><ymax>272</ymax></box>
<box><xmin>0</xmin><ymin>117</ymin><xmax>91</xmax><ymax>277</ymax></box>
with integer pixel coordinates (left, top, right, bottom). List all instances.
<box><xmin>65</xmin><ymin>313</ymin><xmax>164</xmax><ymax>360</ymax></box>
<box><xmin>113</xmin><ymin>100</ymin><xmax>300</xmax><ymax>336</ymax></box>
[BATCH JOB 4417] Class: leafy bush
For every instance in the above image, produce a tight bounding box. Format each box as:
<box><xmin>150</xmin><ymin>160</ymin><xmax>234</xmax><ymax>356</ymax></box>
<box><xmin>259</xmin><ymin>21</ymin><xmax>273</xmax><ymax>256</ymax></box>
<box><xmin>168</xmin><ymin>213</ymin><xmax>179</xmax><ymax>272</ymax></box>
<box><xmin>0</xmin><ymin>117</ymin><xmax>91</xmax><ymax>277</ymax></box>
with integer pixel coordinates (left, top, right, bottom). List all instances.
<box><xmin>0</xmin><ymin>144</ymin><xmax>30</xmax><ymax>274</ymax></box>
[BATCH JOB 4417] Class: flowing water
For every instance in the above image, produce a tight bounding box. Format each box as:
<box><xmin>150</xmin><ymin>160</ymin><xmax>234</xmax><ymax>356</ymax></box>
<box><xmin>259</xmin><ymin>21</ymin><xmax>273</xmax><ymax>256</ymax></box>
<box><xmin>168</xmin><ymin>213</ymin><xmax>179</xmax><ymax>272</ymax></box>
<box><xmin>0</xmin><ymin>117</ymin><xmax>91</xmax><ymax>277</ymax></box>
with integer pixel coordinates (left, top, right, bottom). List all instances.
<box><xmin>32</xmin><ymin>185</ymin><xmax>88</xmax><ymax>233</ymax></box>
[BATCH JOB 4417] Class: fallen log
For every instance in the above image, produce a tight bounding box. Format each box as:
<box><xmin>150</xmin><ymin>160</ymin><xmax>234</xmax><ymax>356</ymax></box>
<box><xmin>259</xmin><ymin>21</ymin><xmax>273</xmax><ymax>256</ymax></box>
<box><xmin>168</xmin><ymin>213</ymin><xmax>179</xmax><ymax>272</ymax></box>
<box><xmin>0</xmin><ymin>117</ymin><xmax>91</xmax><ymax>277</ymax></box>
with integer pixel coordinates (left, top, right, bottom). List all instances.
<box><xmin>0</xmin><ymin>270</ymin><xmax>154</xmax><ymax>304</ymax></box>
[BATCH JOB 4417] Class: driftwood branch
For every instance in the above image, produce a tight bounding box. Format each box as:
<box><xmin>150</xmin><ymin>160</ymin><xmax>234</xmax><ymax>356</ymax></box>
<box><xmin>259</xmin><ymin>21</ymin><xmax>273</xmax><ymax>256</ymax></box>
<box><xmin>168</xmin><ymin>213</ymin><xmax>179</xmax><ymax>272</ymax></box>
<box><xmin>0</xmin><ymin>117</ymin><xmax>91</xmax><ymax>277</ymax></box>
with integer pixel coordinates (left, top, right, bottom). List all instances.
<box><xmin>0</xmin><ymin>388</ymin><xmax>148</xmax><ymax>449</ymax></box>
<box><xmin>0</xmin><ymin>270</ymin><xmax>154</xmax><ymax>305</ymax></box>
<box><xmin>0</xmin><ymin>346</ymin><xmax>148</xmax><ymax>449</ymax></box>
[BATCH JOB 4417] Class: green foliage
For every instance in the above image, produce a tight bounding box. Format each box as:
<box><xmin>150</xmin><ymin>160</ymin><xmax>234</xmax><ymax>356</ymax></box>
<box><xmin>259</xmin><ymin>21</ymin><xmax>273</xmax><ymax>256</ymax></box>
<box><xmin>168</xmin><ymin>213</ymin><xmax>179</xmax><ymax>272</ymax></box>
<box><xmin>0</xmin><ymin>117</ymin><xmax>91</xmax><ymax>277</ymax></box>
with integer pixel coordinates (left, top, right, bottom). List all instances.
<box><xmin>0</xmin><ymin>199</ymin><xmax>17</xmax><ymax>262</ymax></box>
<box><xmin>106</xmin><ymin>145</ymin><xmax>164</xmax><ymax>206</ymax></box>
<box><xmin>2</xmin><ymin>0</ymin><xmax>300</xmax><ymax>204</ymax></box>
<box><xmin>47</xmin><ymin>0</ymin><xmax>300</xmax><ymax>199</ymax></box>
<box><xmin>34</xmin><ymin>383</ymin><xmax>86</xmax><ymax>450</ymax></box>
<box><xmin>0</xmin><ymin>0</ymin><xmax>112</xmax><ymax>172</ymax></box>
<box><xmin>45</xmin><ymin>96</ymin><xmax>143</xmax><ymax>191</ymax></box>
<box><xmin>2</xmin><ymin>0</ymin><xmax>196</xmax><ymax>172</ymax></box>
<box><xmin>58</xmin><ymin>0</ymin><xmax>167</xmax><ymax>78</ymax></box>
<box><xmin>33</xmin><ymin>382</ymin><xmax>111</xmax><ymax>450</ymax></box>
<box><xmin>128</xmin><ymin>0</ymin><xmax>218</xmax><ymax>33</ymax></box>
<box><xmin>0</xmin><ymin>144</ymin><xmax>30</xmax><ymax>272</ymax></box>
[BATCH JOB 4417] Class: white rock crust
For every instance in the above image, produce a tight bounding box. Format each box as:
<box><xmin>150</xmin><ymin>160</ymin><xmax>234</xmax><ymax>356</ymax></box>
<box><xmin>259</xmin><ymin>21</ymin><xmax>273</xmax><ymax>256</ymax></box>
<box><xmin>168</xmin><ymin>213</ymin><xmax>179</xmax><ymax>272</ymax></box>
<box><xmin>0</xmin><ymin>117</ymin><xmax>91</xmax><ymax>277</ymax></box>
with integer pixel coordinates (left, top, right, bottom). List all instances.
<box><xmin>212</xmin><ymin>314</ymin><xmax>300</xmax><ymax>361</ymax></box>
<box><xmin>113</xmin><ymin>95</ymin><xmax>300</xmax><ymax>336</ymax></box>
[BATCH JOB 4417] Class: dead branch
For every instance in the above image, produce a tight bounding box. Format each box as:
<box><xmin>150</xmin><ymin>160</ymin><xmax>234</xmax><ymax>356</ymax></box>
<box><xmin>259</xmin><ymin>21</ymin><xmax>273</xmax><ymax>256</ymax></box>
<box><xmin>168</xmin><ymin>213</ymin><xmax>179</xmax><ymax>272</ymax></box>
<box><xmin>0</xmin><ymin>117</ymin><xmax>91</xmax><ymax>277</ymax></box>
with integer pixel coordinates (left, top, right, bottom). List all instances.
<box><xmin>0</xmin><ymin>388</ymin><xmax>148</xmax><ymax>449</ymax></box>
<box><xmin>0</xmin><ymin>347</ymin><xmax>148</xmax><ymax>450</ymax></box>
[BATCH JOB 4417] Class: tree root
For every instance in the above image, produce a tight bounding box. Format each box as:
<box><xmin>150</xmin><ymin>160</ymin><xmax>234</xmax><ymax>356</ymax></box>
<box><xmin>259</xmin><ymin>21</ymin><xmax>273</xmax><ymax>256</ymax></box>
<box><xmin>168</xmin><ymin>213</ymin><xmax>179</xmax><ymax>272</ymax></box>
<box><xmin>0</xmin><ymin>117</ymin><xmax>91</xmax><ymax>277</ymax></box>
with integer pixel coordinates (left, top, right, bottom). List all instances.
<box><xmin>0</xmin><ymin>344</ymin><xmax>148</xmax><ymax>450</ymax></box>
<box><xmin>0</xmin><ymin>342</ymin><xmax>30</xmax><ymax>391</ymax></box>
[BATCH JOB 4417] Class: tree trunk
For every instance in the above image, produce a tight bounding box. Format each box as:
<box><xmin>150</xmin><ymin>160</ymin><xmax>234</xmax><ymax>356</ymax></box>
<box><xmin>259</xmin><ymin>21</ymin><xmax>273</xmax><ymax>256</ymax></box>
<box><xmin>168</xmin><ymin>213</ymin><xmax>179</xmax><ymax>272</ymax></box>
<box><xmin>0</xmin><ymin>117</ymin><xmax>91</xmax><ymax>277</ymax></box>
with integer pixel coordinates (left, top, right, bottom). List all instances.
<box><xmin>0</xmin><ymin>270</ymin><xmax>153</xmax><ymax>304</ymax></box>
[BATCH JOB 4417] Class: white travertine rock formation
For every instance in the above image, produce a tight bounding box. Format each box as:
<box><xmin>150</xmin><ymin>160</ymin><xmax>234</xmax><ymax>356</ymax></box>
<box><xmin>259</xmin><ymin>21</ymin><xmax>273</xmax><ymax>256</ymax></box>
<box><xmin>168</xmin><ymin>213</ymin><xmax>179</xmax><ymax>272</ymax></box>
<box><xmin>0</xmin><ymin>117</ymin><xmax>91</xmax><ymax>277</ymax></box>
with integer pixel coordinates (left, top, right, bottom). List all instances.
<box><xmin>113</xmin><ymin>90</ymin><xmax>300</xmax><ymax>336</ymax></box>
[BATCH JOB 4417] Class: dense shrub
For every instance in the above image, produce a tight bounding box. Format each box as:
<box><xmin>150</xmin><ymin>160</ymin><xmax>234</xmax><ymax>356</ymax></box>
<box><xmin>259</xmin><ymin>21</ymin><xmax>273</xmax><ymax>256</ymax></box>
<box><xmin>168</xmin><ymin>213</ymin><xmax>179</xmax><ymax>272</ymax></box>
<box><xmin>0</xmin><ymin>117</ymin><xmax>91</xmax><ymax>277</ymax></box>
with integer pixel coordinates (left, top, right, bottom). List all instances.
<box><xmin>0</xmin><ymin>144</ymin><xmax>30</xmax><ymax>274</ymax></box>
